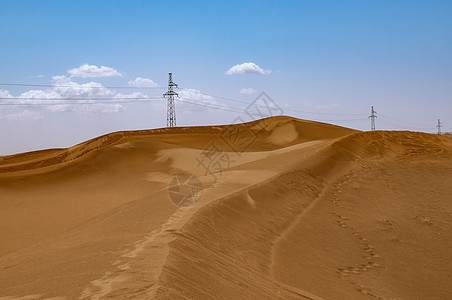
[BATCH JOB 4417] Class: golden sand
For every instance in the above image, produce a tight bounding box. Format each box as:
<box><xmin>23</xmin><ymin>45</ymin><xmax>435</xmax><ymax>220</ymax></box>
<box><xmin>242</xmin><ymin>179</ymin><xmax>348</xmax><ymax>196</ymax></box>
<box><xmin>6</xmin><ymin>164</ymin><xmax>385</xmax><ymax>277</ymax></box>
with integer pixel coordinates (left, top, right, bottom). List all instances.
<box><xmin>1</xmin><ymin>116</ymin><xmax>451</xmax><ymax>299</ymax></box>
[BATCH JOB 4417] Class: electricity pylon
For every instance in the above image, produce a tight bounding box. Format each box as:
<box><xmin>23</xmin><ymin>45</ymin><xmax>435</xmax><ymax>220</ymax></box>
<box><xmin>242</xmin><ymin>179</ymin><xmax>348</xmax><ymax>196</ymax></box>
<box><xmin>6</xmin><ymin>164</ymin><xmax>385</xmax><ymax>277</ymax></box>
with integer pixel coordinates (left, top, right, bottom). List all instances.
<box><xmin>369</xmin><ymin>106</ymin><xmax>377</xmax><ymax>131</ymax></box>
<box><xmin>163</xmin><ymin>72</ymin><xmax>178</xmax><ymax>127</ymax></box>
<box><xmin>437</xmin><ymin>119</ymin><xmax>442</xmax><ymax>135</ymax></box>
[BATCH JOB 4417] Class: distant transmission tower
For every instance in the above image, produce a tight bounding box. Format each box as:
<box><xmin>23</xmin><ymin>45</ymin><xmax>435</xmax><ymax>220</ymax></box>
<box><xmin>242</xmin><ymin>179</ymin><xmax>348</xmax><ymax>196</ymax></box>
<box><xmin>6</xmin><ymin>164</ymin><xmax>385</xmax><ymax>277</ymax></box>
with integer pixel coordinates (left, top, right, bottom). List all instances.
<box><xmin>437</xmin><ymin>119</ymin><xmax>442</xmax><ymax>135</ymax></box>
<box><xmin>163</xmin><ymin>72</ymin><xmax>178</xmax><ymax>127</ymax></box>
<box><xmin>369</xmin><ymin>106</ymin><xmax>377</xmax><ymax>131</ymax></box>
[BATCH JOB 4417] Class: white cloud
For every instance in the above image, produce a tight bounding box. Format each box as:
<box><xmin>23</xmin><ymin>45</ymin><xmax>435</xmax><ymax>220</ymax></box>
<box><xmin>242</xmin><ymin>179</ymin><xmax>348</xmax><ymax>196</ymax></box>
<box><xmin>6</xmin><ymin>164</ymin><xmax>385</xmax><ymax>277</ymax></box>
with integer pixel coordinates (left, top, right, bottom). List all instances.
<box><xmin>37</xmin><ymin>74</ymin><xmax>45</xmax><ymax>78</ymax></box>
<box><xmin>225</xmin><ymin>62</ymin><xmax>271</xmax><ymax>75</ymax></box>
<box><xmin>0</xmin><ymin>89</ymin><xmax>13</xmax><ymax>113</ymax></box>
<box><xmin>68</xmin><ymin>64</ymin><xmax>122</xmax><ymax>78</ymax></box>
<box><xmin>16</xmin><ymin>88</ymin><xmax>74</xmax><ymax>113</ymax></box>
<box><xmin>52</xmin><ymin>75</ymin><xmax>113</xmax><ymax>97</ymax></box>
<box><xmin>18</xmin><ymin>89</ymin><xmax>62</xmax><ymax>109</ymax></box>
<box><xmin>240</xmin><ymin>88</ymin><xmax>257</xmax><ymax>95</ymax></box>
<box><xmin>128</xmin><ymin>77</ymin><xmax>158</xmax><ymax>88</ymax></box>
<box><xmin>20</xmin><ymin>89</ymin><xmax>60</xmax><ymax>99</ymax></box>
<box><xmin>2</xmin><ymin>68</ymin><xmax>160</xmax><ymax>117</ymax></box>
<box><xmin>0</xmin><ymin>89</ymin><xmax>13</xmax><ymax>98</ymax></box>
<box><xmin>13</xmin><ymin>76</ymin><xmax>123</xmax><ymax>113</ymax></box>
<box><xmin>0</xmin><ymin>110</ymin><xmax>43</xmax><ymax>121</ymax></box>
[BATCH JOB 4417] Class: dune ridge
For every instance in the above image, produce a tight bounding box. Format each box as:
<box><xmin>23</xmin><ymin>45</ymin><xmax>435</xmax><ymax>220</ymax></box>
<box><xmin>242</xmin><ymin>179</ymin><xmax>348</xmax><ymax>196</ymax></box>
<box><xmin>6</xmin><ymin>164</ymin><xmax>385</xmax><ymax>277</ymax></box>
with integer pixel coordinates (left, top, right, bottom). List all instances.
<box><xmin>1</xmin><ymin>116</ymin><xmax>451</xmax><ymax>299</ymax></box>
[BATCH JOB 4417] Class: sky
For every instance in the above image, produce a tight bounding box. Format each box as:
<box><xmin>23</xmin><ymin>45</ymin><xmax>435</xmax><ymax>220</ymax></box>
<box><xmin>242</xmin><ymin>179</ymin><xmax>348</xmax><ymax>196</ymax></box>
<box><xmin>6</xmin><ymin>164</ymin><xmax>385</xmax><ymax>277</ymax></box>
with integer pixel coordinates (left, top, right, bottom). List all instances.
<box><xmin>0</xmin><ymin>0</ymin><xmax>451</xmax><ymax>155</ymax></box>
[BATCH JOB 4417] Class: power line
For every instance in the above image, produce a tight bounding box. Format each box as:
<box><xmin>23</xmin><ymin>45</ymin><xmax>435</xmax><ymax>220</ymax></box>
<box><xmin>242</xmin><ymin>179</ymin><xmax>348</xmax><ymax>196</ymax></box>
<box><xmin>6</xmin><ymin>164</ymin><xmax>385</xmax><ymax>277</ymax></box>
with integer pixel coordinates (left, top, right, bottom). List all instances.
<box><xmin>0</xmin><ymin>82</ymin><xmax>377</xmax><ymax>117</ymax></box>
<box><xmin>379</xmin><ymin>114</ymin><xmax>432</xmax><ymax>128</ymax></box>
<box><xmin>312</xmin><ymin>118</ymin><xmax>369</xmax><ymax>122</ymax></box>
<box><xmin>282</xmin><ymin>108</ymin><xmax>368</xmax><ymax>116</ymax></box>
<box><xmin>1</xmin><ymin>93</ymin><xmax>347</xmax><ymax>119</ymax></box>
<box><xmin>177</xmin><ymin>97</ymin><xmax>244</xmax><ymax>114</ymax></box>
<box><xmin>179</xmin><ymin>97</ymin><xmax>367</xmax><ymax>121</ymax></box>
<box><xmin>377</xmin><ymin>117</ymin><xmax>436</xmax><ymax>130</ymax></box>
<box><xmin>189</xmin><ymin>90</ymin><xmax>368</xmax><ymax>116</ymax></box>
<box><xmin>378</xmin><ymin>120</ymin><xmax>412</xmax><ymax>129</ymax></box>
<box><xmin>0</xmin><ymin>99</ymin><xmax>166</xmax><ymax>106</ymax></box>
<box><xmin>0</xmin><ymin>83</ymin><xmax>446</xmax><ymax>133</ymax></box>
<box><xmin>378</xmin><ymin>120</ymin><xmax>435</xmax><ymax>131</ymax></box>
<box><xmin>0</xmin><ymin>96</ymin><xmax>162</xmax><ymax>101</ymax></box>
<box><xmin>0</xmin><ymin>95</ymin><xmax>439</xmax><ymax>130</ymax></box>
<box><xmin>0</xmin><ymin>82</ymin><xmax>165</xmax><ymax>90</ymax></box>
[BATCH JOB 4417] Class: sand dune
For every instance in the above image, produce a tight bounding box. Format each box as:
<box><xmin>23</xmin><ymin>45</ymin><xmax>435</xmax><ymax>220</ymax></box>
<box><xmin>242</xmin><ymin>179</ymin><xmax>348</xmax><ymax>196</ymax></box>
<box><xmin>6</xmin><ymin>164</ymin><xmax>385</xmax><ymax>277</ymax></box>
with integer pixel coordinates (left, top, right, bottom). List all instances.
<box><xmin>0</xmin><ymin>116</ymin><xmax>451</xmax><ymax>299</ymax></box>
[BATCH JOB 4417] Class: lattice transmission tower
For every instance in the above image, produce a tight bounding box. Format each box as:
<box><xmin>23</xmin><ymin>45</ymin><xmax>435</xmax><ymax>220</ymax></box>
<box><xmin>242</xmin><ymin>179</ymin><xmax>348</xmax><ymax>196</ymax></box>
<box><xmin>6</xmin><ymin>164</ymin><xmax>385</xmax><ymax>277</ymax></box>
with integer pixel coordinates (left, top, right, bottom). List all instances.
<box><xmin>369</xmin><ymin>106</ymin><xmax>377</xmax><ymax>131</ymax></box>
<box><xmin>163</xmin><ymin>72</ymin><xmax>178</xmax><ymax>127</ymax></box>
<box><xmin>437</xmin><ymin>119</ymin><xmax>442</xmax><ymax>135</ymax></box>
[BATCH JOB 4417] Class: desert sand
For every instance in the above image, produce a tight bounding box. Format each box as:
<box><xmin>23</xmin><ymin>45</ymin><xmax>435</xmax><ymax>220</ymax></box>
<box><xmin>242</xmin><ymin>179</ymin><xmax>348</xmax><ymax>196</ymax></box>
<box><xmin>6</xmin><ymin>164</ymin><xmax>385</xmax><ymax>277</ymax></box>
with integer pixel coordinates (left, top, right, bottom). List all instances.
<box><xmin>0</xmin><ymin>116</ymin><xmax>451</xmax><ymax>299</ymax></box>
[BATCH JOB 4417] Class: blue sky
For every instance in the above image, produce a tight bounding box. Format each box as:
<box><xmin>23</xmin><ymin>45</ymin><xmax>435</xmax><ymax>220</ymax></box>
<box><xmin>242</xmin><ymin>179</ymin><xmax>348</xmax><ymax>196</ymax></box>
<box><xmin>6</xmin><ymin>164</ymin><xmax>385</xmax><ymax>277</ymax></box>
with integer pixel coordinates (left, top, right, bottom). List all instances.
<box><xmin>0</xmin><ymin>0</ymin><xmax>451</xmax><ymax>154</ymax></box>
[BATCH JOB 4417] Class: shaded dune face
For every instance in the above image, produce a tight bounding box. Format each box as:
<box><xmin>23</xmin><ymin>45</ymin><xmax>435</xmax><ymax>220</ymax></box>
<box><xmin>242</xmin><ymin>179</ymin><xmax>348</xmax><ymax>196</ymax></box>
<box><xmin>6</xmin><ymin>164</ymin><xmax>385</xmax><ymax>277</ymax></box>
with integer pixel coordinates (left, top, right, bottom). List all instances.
<box><xmin>1</xmin><ymin>116</ymin><xmax>451</xmax><ymax>299</ymax></box>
